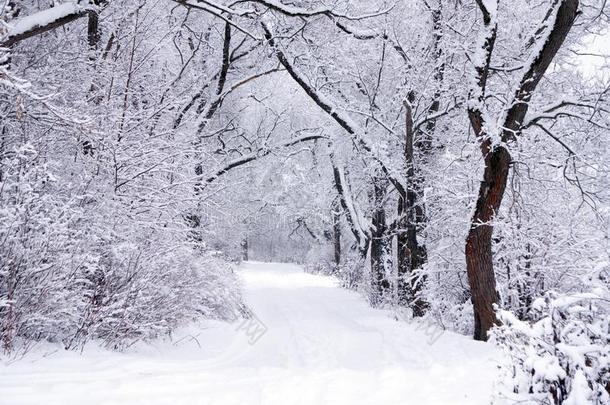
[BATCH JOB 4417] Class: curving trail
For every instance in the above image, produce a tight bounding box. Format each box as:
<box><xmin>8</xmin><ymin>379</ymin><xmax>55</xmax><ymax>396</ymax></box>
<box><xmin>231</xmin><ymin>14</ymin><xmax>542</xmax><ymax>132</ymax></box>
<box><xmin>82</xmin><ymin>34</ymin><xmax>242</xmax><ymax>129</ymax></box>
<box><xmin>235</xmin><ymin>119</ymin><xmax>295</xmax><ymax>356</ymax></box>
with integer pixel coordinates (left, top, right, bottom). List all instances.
<box><xmin>0</xmin><ymin>262</ymin><xmax>500</xmax><ymax>405</ymax></box>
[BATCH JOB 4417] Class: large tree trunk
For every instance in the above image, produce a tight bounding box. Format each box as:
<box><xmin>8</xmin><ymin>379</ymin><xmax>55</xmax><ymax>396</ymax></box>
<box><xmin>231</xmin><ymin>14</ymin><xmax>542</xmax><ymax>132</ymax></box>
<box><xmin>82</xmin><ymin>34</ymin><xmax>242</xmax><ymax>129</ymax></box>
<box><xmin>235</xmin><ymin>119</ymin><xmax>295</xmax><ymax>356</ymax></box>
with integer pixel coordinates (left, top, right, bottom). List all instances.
<box><xmin>465</xmin><ymin>0</ymin><xmax>578</xmax><ymax>341</ymax></box>
<box><xmin>465</xmin><ymin>145</ymin><xmax>510</xmax><ymax>340</ymax></box>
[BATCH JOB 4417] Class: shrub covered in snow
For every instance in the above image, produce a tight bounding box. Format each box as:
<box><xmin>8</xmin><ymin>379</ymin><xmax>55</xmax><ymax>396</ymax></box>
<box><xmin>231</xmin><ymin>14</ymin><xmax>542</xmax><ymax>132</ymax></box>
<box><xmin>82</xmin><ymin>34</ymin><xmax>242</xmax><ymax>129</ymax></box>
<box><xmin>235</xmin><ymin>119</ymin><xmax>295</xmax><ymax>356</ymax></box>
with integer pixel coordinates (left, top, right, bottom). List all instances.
<box><xmin>0</xmin><ymin>144</ymin><xmax>245</xmax><ymax>353</ymax></box>
<box><xmin>491</xmin><ymin>267</ymin><xmax>610</xmax><ymax>404</ymax></box>
<box><xmin>0</xmin><ymin>2</ymin><xmax>250</xmax><ymax>354</ymax></box>
<box><xmin>304</xmin><ymin>251</ymin><xmax>366</xmax><ymax>292</ymax></box>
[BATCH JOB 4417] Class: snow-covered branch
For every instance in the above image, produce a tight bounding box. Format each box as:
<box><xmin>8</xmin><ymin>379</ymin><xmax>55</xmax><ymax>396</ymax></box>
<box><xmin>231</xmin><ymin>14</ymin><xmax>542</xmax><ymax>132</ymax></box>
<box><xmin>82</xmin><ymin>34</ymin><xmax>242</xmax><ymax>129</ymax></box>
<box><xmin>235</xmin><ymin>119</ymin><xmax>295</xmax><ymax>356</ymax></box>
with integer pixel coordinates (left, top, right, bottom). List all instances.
<box><xmin>467</xmin><ymin>0</ymin><xmax>498</xmax><ymax>153</ymax></box>
<box><xmin>205</xmin><ymin>134</ymin><xmax>327</xmax><ymax>183</ymax></box>
<box><xmin>330</xmin><ymin>155</ymin><xmax>370</xmax><ymax>253</ymax></box>
<box><xmin>171</xmin><ymin>0</ymin><xmax>261</xmax><ymax>40</ymax></box>
<box><xmin>251</xmin><ymin>0</ymin><xmax>393</xmax><ymax>20</ymax></box>
<box><xmin>262</xmin><ymin>22</ymin><xmax>406</xmax><ymax>197</ymax></box>
<box><xmin>176</xmin><ymin>0</ymin><xmax>392</xmax><ymax>20</ymax></box>
<box><xmin>522</xmin><ymin>98</ymin><xmax>608</xmax><ymax>129</ymax></box>
<box><xmin>1</xmin><ymin>2</ymin><xmax>96</xmax><ymax>47</ymax></box>
<box><xmin>501</xmin><ymin>0</ymin><xmax>580</xmax><ymax>141</ymax></box>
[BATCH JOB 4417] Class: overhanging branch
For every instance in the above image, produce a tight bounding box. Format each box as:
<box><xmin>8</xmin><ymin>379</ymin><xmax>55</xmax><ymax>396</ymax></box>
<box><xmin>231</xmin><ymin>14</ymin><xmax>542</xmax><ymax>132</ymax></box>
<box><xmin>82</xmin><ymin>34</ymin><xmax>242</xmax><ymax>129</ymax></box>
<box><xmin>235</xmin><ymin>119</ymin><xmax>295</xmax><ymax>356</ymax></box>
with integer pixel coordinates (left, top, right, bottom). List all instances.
<box><xmin>2</xmin><ymin>2</ymin><xmax>96</xmax><ymax>47</ymax></box>
<box><xmin>205</xmin><ymin>134</ymin><xmax>326</xmax><ymax>183</ymax></box>
<box><xmin>262</xmin><ymin>22</ymin><xmax>406</xmax><ymax>197</ymax></box>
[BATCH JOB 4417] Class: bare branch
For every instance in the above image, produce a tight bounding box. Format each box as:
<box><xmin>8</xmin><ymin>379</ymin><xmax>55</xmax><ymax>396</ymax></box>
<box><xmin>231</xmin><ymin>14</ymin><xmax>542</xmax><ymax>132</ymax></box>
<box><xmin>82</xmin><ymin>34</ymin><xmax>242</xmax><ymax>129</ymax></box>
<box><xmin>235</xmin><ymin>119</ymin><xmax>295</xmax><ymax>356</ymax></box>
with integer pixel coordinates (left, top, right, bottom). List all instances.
<box><xmin>262</xmin><ymin>22</ymin><xmax>406</xmax><ymax>197</ymax></box>
<box><xmin>205</xmin><ymin>134</ymin><xmax>327</xmax><ymax>183</ymax></box>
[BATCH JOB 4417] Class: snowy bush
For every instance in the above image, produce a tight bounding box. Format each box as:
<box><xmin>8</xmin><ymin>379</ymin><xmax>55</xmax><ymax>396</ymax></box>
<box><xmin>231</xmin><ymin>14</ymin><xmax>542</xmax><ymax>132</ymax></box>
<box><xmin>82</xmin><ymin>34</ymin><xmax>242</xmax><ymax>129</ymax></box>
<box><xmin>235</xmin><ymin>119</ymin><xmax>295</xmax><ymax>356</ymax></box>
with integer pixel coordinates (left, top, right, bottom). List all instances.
<box><xmin>67</xmin><ymin>241</ymin><xmax>245</xmax><ymax>350</ymax></box>
<box><xmin>0</xmin><ymin>142</ymin><xmax>245</xmax><ymax>353</ymax></box>
<box><xmin>0</xmin><ymin>144</ymin><xmax>81</xmax><ymax>351</ymax></box>
<box><xmin>0</xmin><ymin>2</ymin><xmax>253</xmax><ymax>354</ymax></box>
<box><xmin>492</xmin><ymin>267</ymin><xmax>610</xmax><ymax>404</ymax></box>
<box><xmin>304</xmin><ymin>251</ymin><xmax>366</xmax><ymax>292</ymax></box>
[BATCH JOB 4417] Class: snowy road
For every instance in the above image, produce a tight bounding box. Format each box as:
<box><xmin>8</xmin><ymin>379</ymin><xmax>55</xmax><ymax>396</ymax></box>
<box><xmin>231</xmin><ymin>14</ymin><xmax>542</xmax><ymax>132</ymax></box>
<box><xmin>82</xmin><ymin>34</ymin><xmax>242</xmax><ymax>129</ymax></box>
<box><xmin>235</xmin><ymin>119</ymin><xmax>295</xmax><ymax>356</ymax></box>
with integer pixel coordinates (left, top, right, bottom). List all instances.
<box><xmin>1</xmin><ymin>262</ymin><xmax>500</xmax><ymax>405</ymax></box>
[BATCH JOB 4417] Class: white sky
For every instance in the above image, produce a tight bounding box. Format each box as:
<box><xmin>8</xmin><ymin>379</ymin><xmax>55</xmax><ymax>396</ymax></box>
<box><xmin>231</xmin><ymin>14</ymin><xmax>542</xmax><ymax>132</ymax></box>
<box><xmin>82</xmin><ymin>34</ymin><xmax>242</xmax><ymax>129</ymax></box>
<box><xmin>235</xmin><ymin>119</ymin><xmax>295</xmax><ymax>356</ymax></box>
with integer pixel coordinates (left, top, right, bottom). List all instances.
<box><xmin>578</xmin><ymin>32</ymin><xmax>610</xmax><ymax>79</ymax></box>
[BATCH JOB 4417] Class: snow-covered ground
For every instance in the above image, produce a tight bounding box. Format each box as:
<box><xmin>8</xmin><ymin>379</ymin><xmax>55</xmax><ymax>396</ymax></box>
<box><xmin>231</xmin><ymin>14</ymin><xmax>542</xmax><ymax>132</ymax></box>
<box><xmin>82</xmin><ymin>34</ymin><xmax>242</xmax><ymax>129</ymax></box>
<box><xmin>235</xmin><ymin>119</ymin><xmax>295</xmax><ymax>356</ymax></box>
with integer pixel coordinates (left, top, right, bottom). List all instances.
<box><xmin>0</xmin><ymin>262</ymin><xmax>500</xmax><ymax>405</ymax></box>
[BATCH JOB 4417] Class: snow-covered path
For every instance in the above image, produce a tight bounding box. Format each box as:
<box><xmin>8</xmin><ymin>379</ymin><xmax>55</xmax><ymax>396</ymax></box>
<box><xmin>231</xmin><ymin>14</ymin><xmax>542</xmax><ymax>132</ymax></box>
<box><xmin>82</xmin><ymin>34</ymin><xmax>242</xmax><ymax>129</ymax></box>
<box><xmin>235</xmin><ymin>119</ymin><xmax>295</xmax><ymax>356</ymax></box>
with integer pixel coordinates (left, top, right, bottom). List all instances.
<box><xmin>1</xmin><ymin>262</ymin><xmax>500</xmax><ymax>405</ymax></box>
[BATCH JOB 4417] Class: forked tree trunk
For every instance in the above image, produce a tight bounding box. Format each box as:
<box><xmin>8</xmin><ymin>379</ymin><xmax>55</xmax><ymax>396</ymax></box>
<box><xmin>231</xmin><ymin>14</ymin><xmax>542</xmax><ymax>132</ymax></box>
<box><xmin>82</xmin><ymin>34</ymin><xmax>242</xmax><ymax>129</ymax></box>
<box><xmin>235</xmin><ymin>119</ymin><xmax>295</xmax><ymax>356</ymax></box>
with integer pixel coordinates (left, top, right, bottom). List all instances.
<box><xmin>466</xmin><ymin>0</ymin><xmax>579</xmax><ymax>341</ymax></box>
<box><xmin>331</xmin><ymin>156</ymin><xmax>370</xmax><ymax>259</ymax></box>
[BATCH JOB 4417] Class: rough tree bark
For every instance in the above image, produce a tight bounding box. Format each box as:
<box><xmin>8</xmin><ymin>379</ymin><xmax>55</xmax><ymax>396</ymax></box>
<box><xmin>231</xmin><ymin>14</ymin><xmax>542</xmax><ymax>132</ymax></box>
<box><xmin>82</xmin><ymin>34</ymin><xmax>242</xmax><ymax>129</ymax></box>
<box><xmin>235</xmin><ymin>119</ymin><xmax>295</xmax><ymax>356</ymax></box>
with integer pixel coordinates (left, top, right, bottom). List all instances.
<box><xmin>371</xmin><ymin>175</ymin><xmax>391</xmax><ymax>306</ymax></box>
<box><xmin>332</xmin><ymin>200</ymin><xmax>341</xmax><ymax>266</ymax></box>
<box><xmin>466</xmin><ymin>0</ymin><xmax>579</xmax><ymax>341</ymax></box>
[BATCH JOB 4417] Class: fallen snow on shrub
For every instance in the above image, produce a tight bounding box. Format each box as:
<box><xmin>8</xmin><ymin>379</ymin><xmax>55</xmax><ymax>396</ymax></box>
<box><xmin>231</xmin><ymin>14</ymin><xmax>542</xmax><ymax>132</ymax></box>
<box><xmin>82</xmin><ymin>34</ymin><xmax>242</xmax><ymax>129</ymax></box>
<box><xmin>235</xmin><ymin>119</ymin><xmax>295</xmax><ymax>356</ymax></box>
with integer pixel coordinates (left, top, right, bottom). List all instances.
<box><xmin>492</xmin><ymin>266</ymin><xmax>610</xmax><ymax>404</ymax></box>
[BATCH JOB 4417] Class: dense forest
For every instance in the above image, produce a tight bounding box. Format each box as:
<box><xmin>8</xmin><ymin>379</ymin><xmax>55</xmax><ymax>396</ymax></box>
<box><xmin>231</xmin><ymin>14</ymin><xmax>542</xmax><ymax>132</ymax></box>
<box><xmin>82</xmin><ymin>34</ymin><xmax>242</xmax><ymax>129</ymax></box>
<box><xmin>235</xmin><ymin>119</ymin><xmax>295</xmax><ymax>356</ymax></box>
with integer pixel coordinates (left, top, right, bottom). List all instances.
<box><xmin>1</xmin><ymin>0</ymin><xmax>609</xmax><ymax>403</ymax></box>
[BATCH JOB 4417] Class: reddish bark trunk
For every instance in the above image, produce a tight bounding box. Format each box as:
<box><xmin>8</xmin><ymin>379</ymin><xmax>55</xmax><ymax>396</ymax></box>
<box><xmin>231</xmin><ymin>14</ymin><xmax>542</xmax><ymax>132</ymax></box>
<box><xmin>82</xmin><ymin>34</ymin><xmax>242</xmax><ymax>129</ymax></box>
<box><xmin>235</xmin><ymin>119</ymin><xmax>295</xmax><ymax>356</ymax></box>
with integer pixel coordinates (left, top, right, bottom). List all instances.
<box><xmin>465</xmin><ymin>145</ymin><xmax>510</xmax><ymax>340</ymax></box>
<box><xmin>465</xmin><ymin>0</ymin><xmax>578</xmax><ymax>341</ymax></box>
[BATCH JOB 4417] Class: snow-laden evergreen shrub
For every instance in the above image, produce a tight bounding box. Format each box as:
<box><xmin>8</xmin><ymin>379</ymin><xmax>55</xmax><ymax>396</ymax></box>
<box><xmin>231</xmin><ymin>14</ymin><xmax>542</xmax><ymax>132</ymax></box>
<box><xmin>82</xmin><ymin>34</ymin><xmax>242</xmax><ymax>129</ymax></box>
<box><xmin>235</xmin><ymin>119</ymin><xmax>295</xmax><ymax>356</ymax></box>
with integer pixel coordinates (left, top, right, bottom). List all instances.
<box><xmin>492</xmin><ymin>266</ymin><xmax>610</xmax><ymax>404</ymax></box>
